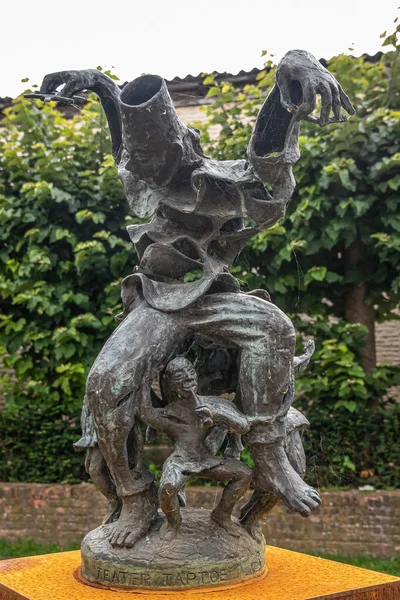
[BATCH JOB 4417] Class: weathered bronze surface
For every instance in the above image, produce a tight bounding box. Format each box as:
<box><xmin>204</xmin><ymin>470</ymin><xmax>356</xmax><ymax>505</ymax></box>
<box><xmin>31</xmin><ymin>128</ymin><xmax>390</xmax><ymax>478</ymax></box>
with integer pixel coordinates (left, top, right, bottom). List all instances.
<box><xmin>31</xmin><ymin>51</ymin><xmax>354</xmax><ymax>589</ymax></box>
<box><xmin>81</xmin><ymin>508</ymin><xmax>266</xmax><ymax>590</ymax></box>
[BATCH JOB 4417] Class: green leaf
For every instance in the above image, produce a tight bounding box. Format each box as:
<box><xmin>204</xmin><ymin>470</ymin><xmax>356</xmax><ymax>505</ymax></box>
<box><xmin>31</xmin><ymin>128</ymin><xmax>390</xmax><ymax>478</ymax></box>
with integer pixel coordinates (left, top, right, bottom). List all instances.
<box><xmin>207</xmin><ymin>87</ymin><xmax>220</xmax><ymax>98</ymax></box>
<box><xmin>339</xmin><ymin>169</ymin><xmax>355</xmax><ymax>191</ymax></box>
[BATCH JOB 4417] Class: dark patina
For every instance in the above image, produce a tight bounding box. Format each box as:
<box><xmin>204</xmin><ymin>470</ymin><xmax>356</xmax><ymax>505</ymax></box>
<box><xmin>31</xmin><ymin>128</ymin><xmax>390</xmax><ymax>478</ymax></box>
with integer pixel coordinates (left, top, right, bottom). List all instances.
<box><xmin>32</xmin><ymin>51</ymin><xmax>354</xmax><ymax>589</ymax></box>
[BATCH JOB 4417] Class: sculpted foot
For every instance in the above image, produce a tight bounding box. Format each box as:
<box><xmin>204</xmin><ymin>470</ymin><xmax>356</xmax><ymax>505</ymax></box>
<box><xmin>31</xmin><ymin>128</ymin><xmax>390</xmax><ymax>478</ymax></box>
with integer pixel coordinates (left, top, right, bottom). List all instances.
<box><xmin>253</xmin><ymin>445</ymin><xmax>322</xmax><ymax>517</ymax></box>
<box><xmin>211</xmin><ymin>509</ymin><xmax>240</xmax><ymax>538</ymax></box>
<box><xmin>109</xmin><ymin>523</ymin><xmax>142</xmax><ymax>548</ymax></box>
<box><xmin>108</xmin><ymin>491</ymin><xmax>157</xmax><ymax>548</ymax></box>
<box><xmin>108</xmin><ymin>516</ymin><xmax>152</xmax><ymax>548</ymax></box>
<box><xmin>159</xmin><ymin>521</ymin><xmax>179</xmax><ymax>543</ymax></box>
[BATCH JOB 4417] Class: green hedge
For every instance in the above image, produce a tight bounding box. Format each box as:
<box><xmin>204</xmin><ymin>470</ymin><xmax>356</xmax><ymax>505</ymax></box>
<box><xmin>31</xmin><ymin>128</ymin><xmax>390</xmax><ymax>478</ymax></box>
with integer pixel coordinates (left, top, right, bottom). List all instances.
<box><xmin>0</xmin><ymin>405</ymin><xmax>86</xmax><ymax>484</ymax></box>
<box><xmin>295</xmin><ymin>318</ymin><xmax>400</xmax><ymax>489</ymax></box>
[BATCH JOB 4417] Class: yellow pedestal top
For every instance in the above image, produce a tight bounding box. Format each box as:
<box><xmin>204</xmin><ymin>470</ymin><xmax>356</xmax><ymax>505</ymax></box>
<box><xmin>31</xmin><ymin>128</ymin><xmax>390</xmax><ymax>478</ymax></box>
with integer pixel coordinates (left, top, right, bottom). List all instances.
<box><xmin>0</xmin><ymin>546</ymin><xmax>399</xmax><ymax>600</ymax></box>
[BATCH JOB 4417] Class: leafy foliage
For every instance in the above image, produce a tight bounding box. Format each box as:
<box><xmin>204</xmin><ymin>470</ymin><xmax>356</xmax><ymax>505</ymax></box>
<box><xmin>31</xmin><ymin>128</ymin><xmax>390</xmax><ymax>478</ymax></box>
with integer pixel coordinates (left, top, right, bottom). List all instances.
<box><xmin>0</xmin><ymin>405</ymin><xmax>86</xmax><ymax>483</ymax></box>
<box><xmin>0</xmin><ymin>96</ymin><xmax>138</xmax><ymax>481</ymax></box>
<box><xmin>295</xmin><ymin>320</ymin><xmax>400</xmax><ymax>488</ymax></box>
<box><xmin>0</xmin><ymin>97</ymin><xmax>136</xmax><ymax>412</ymax></box>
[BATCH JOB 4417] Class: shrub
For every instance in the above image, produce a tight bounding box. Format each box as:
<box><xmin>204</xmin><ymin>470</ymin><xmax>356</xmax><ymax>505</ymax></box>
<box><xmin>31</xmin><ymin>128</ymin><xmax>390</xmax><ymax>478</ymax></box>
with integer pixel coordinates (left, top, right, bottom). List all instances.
<box><xmin>294</xmin><ymin>318</ymin><xmax>400</xmax><ymax>488</ymax></box>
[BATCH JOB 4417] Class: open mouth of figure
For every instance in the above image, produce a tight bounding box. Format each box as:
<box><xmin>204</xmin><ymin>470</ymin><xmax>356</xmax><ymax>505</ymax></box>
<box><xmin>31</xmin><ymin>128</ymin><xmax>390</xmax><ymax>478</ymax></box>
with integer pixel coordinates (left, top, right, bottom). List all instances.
<box><xmin>182</xmin><ymin>380</ymin><xmax>196</xmax><ymax>390</ymax></box>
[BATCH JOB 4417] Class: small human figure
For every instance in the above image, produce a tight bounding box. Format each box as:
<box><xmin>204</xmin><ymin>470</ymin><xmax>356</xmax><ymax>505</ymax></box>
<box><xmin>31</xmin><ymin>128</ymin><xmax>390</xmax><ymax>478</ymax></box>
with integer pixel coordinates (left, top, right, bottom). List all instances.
<box><xmin>140</xmin><ymin>357</ymin><xmax>267</xmax><ymax>540</ymax></box>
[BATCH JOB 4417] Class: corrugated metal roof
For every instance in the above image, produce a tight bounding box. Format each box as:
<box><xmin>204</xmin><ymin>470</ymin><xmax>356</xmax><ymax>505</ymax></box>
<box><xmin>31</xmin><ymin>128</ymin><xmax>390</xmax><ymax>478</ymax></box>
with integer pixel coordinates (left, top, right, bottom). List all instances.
<box><xmin>0</xmin><ymin>52</ymin><xmax>384</xmax><ymax>115</ymax></box>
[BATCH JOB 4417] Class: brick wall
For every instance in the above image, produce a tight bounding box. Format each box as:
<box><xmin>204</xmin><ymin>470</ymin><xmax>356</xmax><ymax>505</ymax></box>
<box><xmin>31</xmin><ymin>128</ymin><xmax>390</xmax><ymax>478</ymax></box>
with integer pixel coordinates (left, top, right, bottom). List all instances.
<box><xmin>0</xmin><ymin>483</ymin><xmax>398</xmax><ymax>558</ymax></box>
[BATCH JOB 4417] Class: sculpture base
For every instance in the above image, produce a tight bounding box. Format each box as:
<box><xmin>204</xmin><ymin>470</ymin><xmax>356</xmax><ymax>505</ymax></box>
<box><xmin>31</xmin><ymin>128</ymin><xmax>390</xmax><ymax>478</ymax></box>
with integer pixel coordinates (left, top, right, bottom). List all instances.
<box><xmin>80</xmin><ymin>508</ymin><xmax>266</xmax><ymax>590</ymax></box>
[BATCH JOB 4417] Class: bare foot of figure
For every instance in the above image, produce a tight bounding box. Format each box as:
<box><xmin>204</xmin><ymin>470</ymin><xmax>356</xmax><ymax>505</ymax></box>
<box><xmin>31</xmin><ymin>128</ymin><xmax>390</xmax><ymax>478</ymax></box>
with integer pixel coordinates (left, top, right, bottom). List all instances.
<box><xmin>108</xmin><ymin>489</ymin><xmax>157</xmax><ymax>548</ymax></box>
<box><xmin>242</xmin><ymin>520</ymin><xmax>265</xmax><ymax>543</ymax></box>
<box><xmin>252</xmin><ymin>444</ymin><xmax>321</xmax><ymax>517</ymax></box>
<box><xmin>211</xmin><ymin>509</ymin><xmax>240</xmax><ymax>538</ymax></box>
<box><xmin>159</xmin><ymin>521</ymin><xmax>179</xmax><ymax>543</ymax></box>
<box><xmin>102</xmin><ymin>497</ymin><xmax>122</xmax><ymax>525</ymax></box>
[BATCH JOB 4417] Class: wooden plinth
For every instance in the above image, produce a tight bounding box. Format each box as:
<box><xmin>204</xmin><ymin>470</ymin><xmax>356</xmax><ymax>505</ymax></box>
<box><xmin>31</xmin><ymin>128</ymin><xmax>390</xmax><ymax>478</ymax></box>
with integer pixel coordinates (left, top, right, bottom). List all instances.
<box><xmin>0</xmin><ymin>546</ymin><xmax>399</xmax><ymax>599</ymax></box>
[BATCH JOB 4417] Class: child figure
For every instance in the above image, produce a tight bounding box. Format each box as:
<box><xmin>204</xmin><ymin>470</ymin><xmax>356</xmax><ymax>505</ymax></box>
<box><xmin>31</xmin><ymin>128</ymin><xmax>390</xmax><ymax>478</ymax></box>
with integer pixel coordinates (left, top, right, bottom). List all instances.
<box><xmin>141</xmin><ymin>357</ymin><xmax>267</xmax><ymax>539</ymax></box>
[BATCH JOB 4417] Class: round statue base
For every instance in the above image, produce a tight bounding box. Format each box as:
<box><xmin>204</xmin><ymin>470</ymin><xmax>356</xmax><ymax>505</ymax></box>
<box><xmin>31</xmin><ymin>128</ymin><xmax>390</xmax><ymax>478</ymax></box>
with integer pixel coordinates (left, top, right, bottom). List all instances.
<box><xmin>80</xmin><ymin>508</ymin><xmax>266</xmax><ymax>591</ymax></box>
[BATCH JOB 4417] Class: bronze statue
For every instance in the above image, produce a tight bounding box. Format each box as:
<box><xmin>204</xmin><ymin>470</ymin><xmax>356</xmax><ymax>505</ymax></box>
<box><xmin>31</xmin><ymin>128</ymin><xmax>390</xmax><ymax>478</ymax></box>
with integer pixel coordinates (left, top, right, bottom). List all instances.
<box><xmin>31</xmin><ymin>51</ymin><xmax>354</xmax><ymax>589</ymax></box>
<box><xmin>143</xmin><ymin>356</ymin><xmax>268</xmax><ymax>540</ymax></box>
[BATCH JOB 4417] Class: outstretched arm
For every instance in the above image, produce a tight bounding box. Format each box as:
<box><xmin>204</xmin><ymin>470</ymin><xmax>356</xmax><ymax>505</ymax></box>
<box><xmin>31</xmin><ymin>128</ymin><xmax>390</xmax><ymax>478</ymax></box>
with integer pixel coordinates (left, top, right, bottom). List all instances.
<box><xmin>139</xmin><ymin>388</ymin><xmax>179</xmax><ymax>438</ymax></box>
<box><xmin>196</xmin><ymin>402</ymin><xmax>273</xmax><ymax>436</ymax></box>
<box><xmin>196</xmin><ymin>404</ymin><xmax>250</xmax><ymax>435</ymax></box>
<box><xmin>39</xmin><ymin>70</ymin><xmax>123</xmax><ymax>161</ymax></box>
<box><xmin>37</xmin><ymin>70</ymin><xmax>200</xmax><ymax>216</ymax></box>
<box><xmin>196</xmin><ymin>397</ymin><xmax>273</xmax><ymax>436</ymax></box>
<box><xmin>247</xmin><ymin>50</ymin><xmax>355</xmax><ymax>225</ymax></box>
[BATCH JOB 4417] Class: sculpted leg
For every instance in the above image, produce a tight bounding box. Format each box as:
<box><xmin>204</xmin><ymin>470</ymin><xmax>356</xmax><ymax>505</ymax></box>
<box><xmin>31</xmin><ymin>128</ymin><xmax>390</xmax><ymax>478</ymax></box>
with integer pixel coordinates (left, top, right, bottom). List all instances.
<box><xmin>241</xmin><ymin>404</ymin><xmax>315</xmax><ymax>535</ymax></box>
<box><xmin>85</xmin><ymin>303</ymin><xmax>186</xmax><ymax>548</ymax></box>
<box><xmin>90</xmin><ymin>391</ymin><xmax>156</xmax><ymax>548</ymax></box>
<box><xmin>233</xmin><ymin>298</ymin><xmax>320</xmax><ymax>515</ymax></box>
<box><xmin>239</xmin><ymin>491</ymin><xmax>279</xmax><ymax>540</ymax></box>
<box><xmin>200</xmin><ymin>459</ymin><xmax>252</xmax><ymax>537</ymax></box>
<box><xmin>241</xmin><ymin>330</ymin><xmax>320</xmax><ymax>517</ymax></box>
<box><xmin>85</xmin><ymin>447</ymin><xmax>121</xmax><ymax>524</ymax></box>
<box><xmin>247</xmin><ymin>444</ymin><xmax>321</xmax><ymax>517</ymax></box>
<box><xmin>158</xmin><ymin>462</ymin><xmax>188</xmax><ymax>542</ymax></box>
<box><xmin>189</xmin><ymin>293</ymin><xmax>321</xmax><ymax>517</ymax></box>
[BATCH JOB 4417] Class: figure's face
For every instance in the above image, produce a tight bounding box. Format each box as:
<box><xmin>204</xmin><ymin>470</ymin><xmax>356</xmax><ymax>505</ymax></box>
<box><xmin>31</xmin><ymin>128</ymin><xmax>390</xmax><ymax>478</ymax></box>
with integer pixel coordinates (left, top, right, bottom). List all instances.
<box><xmin>170</xmin><ymin>365</ymin><xmax>198</xmax><ymax>397</ymax></box>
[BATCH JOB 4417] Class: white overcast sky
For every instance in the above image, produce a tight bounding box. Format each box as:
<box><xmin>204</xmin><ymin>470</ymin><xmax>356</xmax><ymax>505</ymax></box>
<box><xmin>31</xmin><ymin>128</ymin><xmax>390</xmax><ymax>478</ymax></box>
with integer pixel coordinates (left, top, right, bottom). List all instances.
<box><xmin>1</xmin><ymin>0</ymin><xmax>399</xmax><ymax>98</ymax></box>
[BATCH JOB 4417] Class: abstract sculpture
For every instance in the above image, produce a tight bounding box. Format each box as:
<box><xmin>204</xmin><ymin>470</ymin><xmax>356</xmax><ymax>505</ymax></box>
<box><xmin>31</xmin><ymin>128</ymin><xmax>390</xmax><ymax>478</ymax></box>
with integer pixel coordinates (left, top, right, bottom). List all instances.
<box><xmin>32</xmin><ymin>50</ymin><xmax>354</xmax><ymax>590</ymax></box>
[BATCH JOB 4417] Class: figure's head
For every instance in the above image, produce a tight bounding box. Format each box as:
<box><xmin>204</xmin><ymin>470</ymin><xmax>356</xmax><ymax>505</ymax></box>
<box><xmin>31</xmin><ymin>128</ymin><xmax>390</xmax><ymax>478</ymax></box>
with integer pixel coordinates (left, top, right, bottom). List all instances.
<box><xmin>164</xmin><ymin>357</ymin><xmax>198</xmax><ymax>399</ymax></box>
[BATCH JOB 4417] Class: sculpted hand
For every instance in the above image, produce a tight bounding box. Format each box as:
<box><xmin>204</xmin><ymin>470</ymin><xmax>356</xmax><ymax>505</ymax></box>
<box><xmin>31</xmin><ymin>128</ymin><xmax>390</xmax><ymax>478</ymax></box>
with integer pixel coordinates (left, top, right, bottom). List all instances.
<box><xmin>29</xmin><ymin>69</ymin><xmax>122</xmax><ymax>158</ymax></box>
<box><xmin>39</xmin><ymin>70</ymin><xmax>88</xmax><ymax>99</ymax></box>
<box><xmin>195</xmin><ymin>406</ymin><xmax>214</xmax><ymax>428</ymax></box>
<box><xmin>39</xmin><ymin>69</ymin><xmax>119</xmax><ymax>101</ymax></box>
<box><xmin>276</xmin><ymin>49</ymin><xmax>355</xmax><ymax>126</ymax></box>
